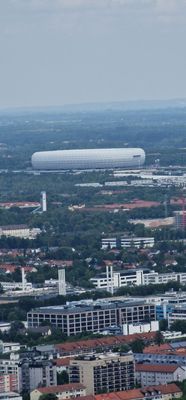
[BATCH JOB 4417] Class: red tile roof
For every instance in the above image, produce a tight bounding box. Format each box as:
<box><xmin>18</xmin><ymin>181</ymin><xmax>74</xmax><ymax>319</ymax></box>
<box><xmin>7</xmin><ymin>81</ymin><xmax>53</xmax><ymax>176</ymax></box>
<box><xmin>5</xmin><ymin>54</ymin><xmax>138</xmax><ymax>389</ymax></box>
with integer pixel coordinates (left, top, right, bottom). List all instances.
<box><xmin>136</xmin><ymin>364</ymin><xmax>180</xmax><ymax>373</ymax></box>
<box><xmin>55</xmin><ymin>357</ymin><xmax>73</xmax><ymax>366</ymax></box>
<box><xmin>55</xmin><ymin>332</ymin><xmax>156</xmax><ymax>354</ymax></box>
<box><xmin>37</xmin><ymin>383</ymin><xmax>85</xmax><ymax>394</ymax></box>
<box><xmin>95</xmin><ymin>383</ymin><xmax>182</xmax><ymax>400</ymax></box>
<box><xmin>143</xmin><ymin>343</ymin><xmax>172</xmax><ymax>354</ymax></box>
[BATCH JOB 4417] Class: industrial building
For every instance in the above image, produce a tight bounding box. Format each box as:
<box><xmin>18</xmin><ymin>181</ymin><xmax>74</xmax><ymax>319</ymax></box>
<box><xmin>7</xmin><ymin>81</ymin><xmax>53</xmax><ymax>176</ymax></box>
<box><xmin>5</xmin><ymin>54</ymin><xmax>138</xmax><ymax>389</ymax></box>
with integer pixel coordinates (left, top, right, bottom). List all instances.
<box><xmin>69</xmin><ymin>353</ymin><xmax>135</xmax><ymax>395</ymax></box>
<box><xmin>31</xmin><ymin>148</ymin><xmax>145</xmax><ymax>170</ymax></box>
<box><xmin>27</xmin><ymin>299</ymin><xmax>156</xmax><ymax>336</ymax></box>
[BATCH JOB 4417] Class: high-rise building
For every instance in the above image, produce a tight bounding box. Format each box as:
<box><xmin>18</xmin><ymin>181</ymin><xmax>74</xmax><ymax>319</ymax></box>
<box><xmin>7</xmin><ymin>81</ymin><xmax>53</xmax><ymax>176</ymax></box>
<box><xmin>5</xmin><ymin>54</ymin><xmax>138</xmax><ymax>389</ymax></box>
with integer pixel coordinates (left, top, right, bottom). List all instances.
<box><xmin>69</xmin><ymin>353</ymin><xmax>135</xmax><ymax>395</ymax></box>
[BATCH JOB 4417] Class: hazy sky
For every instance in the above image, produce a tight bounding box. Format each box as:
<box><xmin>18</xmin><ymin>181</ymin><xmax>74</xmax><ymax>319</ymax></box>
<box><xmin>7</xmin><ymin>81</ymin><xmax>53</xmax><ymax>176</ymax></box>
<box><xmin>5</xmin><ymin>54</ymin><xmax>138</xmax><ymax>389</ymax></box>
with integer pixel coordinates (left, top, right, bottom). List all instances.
<box><xmin>0</xmin><ymin>0</ymin><xmax>186</xmax><ymax>108</ymax></box>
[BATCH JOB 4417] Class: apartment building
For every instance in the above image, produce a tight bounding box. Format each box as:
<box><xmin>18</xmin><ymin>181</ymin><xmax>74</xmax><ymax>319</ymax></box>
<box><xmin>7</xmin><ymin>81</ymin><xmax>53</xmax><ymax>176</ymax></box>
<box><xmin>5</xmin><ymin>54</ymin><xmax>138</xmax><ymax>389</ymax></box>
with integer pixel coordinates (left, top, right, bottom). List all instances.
<box><xmin>0</xmin><ymin>358</ymin><xmax>57</xmax><ymax>393</ymax></box>
<box><xmin>30</xmin><ymin>383</ymin><xmax>86</xmax><ymax>400</ymax></box>
<box><xmin>55</xmin><ymin>332</ymin><xmax>157</xmax><ymax>357</ymax></box>
<box><xmin>94</xmin><ymin>383</ymin><xmax>183</xmax><ymax>400</ymax></box>
<box><xmin>135</xmin><ymin>364</ymin><xmax>186</xmax><ymax>386</ymax></box>
<box><xmin>0</xmin><ymin>360</ymin><xmax>20</xmax><ymax>392</ymax></box>
<box><xmin>135</xmin><ymin>352</ymin><xmax>186</xmax><ymax>366</ymax></box>
<box><xmin>19</xmin><ymin>359</ymin><xmax>57</xmax><ymax>392</ymax></box>
<box><xmin>27</xmin><ymin>299</ymin><xmax>156</xmax><ymax>336</ymax></box>
<box><xmin>0</xmin><ymin>374</ymin><xmax>18</xmax><ymax>393</ymax></box>
<box><xmin>69</xmin><ymin>353</ymin><xmax>135</xmax><ymax>395</ymax></box>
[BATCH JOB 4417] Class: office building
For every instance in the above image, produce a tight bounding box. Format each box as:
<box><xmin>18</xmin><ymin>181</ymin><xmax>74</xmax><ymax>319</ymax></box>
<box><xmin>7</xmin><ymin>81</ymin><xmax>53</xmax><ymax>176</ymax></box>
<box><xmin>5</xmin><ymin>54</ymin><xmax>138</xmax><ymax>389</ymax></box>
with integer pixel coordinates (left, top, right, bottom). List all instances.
<box><xmin>91</xmin><ymin>269</ymin><xmax>186</xmax><ymax>291</ymax></box>
<box><xmin>101</xmin><ymin>237</ymin><xmax>154</xmax><ymax>250</ymax></box>
<box><xmin>168</xmin><ymin>305</ymin><xmax>186</xmax><ymax>327</ymax></box>
<box><xmin>27</xmin><ymin>299</ymin><xmax>156</xmax><ymax>336</ymax></box>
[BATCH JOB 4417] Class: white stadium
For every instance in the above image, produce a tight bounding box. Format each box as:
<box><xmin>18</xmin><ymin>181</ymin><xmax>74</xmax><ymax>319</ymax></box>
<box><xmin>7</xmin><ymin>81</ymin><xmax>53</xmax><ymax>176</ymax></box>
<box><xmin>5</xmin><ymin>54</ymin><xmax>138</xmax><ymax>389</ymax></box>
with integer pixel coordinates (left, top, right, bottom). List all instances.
<box><xmin>31</xmin><ymin>148</ymin><xmax>145</xmax><ymax>170</ymax></box>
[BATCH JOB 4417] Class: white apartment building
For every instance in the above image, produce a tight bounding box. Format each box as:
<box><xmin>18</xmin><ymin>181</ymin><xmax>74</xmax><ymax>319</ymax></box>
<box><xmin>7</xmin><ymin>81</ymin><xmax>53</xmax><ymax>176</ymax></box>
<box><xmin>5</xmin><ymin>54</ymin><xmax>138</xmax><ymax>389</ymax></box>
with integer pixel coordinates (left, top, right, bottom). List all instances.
<box><xmin>136</xmin><ymin>364</ymin><xmax>186</xmax><ymax>386</ymax></box>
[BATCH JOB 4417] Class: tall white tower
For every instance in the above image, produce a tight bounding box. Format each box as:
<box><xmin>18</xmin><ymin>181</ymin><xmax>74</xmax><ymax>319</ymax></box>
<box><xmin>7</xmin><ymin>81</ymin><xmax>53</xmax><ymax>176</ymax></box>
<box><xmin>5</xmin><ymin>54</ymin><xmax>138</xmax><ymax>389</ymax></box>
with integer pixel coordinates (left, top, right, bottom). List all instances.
<box><xmin>21</xmin><ymin>267</ymin><xmax>26</xmax><ymax>292</ymax></box>
<box><xmin>58</xmin><ymin>268</ymin><xmax>66</xmax><ymax>296</ymax></box>
<box><xmin>41</xmin><ymin>191</ymin><xmax>47</xmax><ymax>212</ymax></box>
<box><xmin>106</xmin><ymin>265</ymin><xmax>114</xmax><ymax>295</ymax></box>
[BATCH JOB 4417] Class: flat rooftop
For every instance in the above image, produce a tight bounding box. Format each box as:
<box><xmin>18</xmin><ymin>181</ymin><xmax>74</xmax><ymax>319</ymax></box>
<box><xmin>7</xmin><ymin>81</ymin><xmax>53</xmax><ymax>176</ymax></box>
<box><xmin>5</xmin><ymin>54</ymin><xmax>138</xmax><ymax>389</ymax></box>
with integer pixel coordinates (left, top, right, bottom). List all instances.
<box><xmin>29</xmin><ymin>299</ymin><xmax>154</xmax><ymax>314</ymax></box>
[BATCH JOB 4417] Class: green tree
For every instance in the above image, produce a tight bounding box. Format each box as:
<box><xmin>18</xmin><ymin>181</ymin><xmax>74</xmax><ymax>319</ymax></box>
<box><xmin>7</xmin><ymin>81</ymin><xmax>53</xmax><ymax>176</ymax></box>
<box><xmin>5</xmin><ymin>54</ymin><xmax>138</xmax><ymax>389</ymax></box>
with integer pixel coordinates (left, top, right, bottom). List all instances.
<box><xmin>154</xmin><ymin>330</ymin><xmax>164</xmax><ymax>346</ymax></box>
<box><xmin>39</xmin><ymin>394</ymin><xmax>58</xmax><ymax>400</ymax></box>
<box><xmin>57</xmin><ymin>371</ymin><xmax>69</xmax><ymax>385</ymax></box>
<box><xmin>130</xmin><ymin>339</ymin><xmax>145</xmax><ymax>353</ymax></box>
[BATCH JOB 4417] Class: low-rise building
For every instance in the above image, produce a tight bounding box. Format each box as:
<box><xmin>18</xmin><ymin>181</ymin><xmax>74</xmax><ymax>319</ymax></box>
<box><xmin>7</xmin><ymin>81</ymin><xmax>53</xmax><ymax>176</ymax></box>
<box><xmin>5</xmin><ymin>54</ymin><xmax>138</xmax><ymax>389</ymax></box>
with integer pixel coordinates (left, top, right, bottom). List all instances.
<box><xmin>168</xmin><ymin>305</ymin><xmax>186</xmax><ymax>327</ymax></box>
<box><xmin>55</xmin><ymin>332</ymin><xmax>156</xmax><ymax>356</ymax></box>
<box><xmin>101</xmin><ymin>237</ymin><xmax>155</xmax><ymax>250</ymax></box>
<box><xmin>135</xmin><ymin>364</ymin><xmax>186</xmax><ymax>386</ymax></box>
<box><xmin>69</xmin><ymin>353</ymin><xmax>135</xmax><ymax>395</ymax></box>
<box><xmin>123</xmin><ymin>321</ymin><xmax>159</xmax><ymax>335</ymax></box>
<box><xmin>0</xmin><ymin>322</ymin><xmax>11</xmax><ymax>333</ymax></box>
<box><xmin>1</xmin><ymin>281</ymin><xmax>32</xmax><ymax>291</ymax></box>
<box><xmin>30</xmin><ymin>383</ymin><xmax>86</xmax><ymax>400</ymax></box>
<box><xmin>0</xmin><ymin>393</ymin><xmax>22</xmax><ymax>400</ymax></box>
<box><xmin>0</xmin><ymin>342</ymin><xmax>23</xmax><ymax>354</ymax></box>
<box><xmin>90</xmin><ymin>269</ymin><xmax>186</xmax><ymax>290</ymax></box>
<box><xmin>135</xmin><ymin>350</ymin><xmax>186</xmax><ymax>366</ymax></box>
<box><xmin>94</xmin><ymin>383</ymin><xmax>182</xmax><ymax>400</ymax></box>
<box><xmin>0</xmin><ymin>225</ymin><xmax>41</xmax><ymax>239</ymax></box>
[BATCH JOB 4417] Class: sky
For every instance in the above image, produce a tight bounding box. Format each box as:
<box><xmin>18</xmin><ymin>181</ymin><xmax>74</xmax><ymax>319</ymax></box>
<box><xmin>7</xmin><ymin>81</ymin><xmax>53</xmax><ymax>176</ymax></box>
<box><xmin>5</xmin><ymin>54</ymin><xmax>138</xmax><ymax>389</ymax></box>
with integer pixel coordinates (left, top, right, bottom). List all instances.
<box><xmin>0</xmin><ymin>0</ymin><xmax>186</xmax><ymax>108</ymax></box>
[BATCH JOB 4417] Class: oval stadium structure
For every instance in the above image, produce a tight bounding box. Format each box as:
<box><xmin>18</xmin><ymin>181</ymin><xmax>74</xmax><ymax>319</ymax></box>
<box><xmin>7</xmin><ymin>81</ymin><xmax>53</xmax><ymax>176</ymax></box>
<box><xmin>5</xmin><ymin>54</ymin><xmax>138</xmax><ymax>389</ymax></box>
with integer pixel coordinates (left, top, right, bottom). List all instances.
<box><xmin>31</xmin><ymin>148</ymin><xmax>145</xmax><ymax>170</ymax></box>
